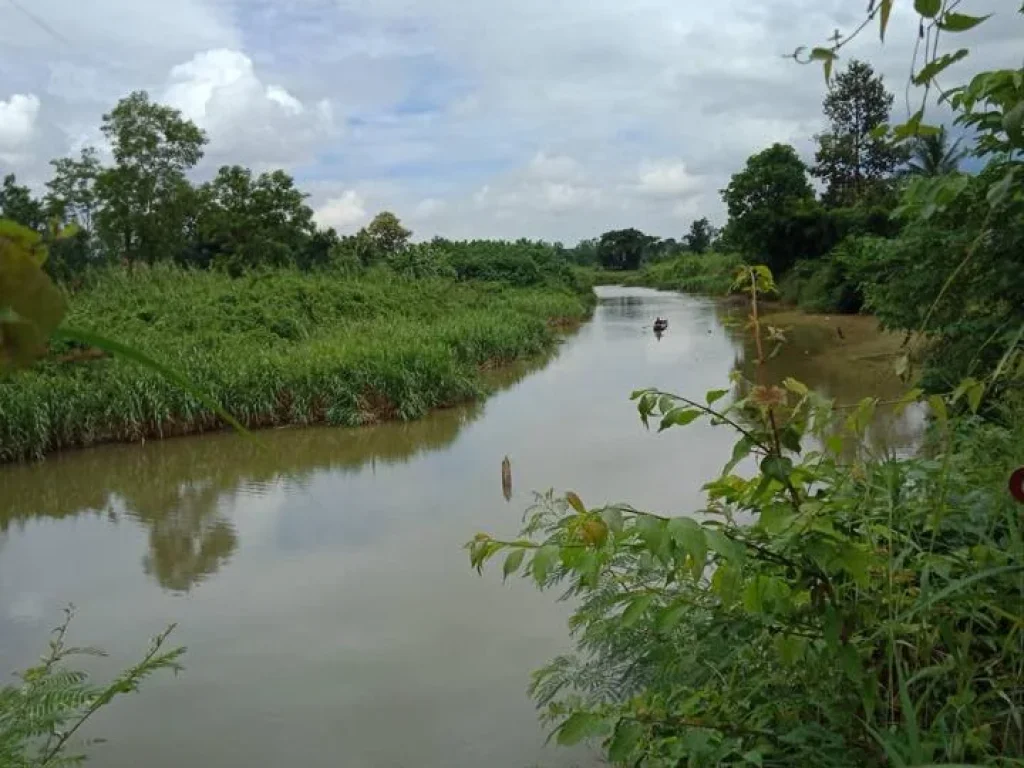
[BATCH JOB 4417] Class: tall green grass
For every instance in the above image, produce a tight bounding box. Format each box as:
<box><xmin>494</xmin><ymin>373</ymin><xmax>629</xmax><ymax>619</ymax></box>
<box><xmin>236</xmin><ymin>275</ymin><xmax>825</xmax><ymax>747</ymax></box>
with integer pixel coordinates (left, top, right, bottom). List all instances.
<box><xmin>0</xmin><ymin>264</ymin><xmax>592</xmax><ymax>461</ymax></box>
<box><xmin>623</xmin><ymin>252</ymin><xmax>743</xmax><ymax>295</ymax></box>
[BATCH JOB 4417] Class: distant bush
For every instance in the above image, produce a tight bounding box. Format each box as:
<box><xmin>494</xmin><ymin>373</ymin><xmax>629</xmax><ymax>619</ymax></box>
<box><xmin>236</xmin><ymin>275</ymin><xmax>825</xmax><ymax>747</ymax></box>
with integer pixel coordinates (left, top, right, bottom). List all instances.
<box><xmin>625</xmin><ymin>252</ymin><xmax>743</xmax><ymax>295</ymax></box>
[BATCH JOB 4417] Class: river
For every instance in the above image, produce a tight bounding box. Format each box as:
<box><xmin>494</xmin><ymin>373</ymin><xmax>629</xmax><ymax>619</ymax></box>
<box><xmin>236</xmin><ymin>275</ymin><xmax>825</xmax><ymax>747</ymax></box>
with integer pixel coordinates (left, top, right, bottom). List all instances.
<box><xmin>0</xmin><ymin>286</ymin><xmax>923</xmax><ymax>767</ymax></box>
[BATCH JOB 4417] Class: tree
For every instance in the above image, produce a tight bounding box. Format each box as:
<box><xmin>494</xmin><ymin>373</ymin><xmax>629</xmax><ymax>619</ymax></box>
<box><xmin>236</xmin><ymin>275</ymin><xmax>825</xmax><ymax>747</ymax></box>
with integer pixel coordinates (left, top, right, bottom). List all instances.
<box><xmin>811</xmin><ymin>60</ymin><xmax>906</xmax><ymax>206</ymax></box>
<box><xmin>596</xmin><ymin>228</ymin><xmax>657</xmax><ymax>270</ymax></box>
<box><xmin>905</xmin><ymin>126</ymin><xmax>967</xmax><ymax>177</ymax></box>
<box><xmin>682</xmin><ymin>217</ymin><xmax>715</xmax><ymax>254</ymax></box>
<box><xmin>0</xmin><ymin>174</ymin><xmax>44</xmax><ymax>230</ymax></box>
<box><xmin>364</xmin><ymin>211</ymin><xmax>411</xmax><ymax>259</ymax></box>
<box><xmin>94</xmin><ymin>91</ymin><xmax>207</xmax><ymax>263</ymax></box>
<box><xmin>193</xmin><ymin>165</ymin><xmax>317</xmax><ymax>271</ymax></box>
<box><xmin>721</xmin><ymin>144</ymin><xmax>816</xmax><ymax>273</ymax></box>
<box><xmin>45</xmin><ymin>148</ymin><xmax>102</xmax><ymax>231</ymax></box>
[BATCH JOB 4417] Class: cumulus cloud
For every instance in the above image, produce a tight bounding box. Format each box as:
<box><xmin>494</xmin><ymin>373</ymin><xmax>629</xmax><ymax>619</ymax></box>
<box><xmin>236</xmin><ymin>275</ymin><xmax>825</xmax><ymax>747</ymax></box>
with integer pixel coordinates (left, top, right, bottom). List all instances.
<box><xmin>0</xmin><ymin>94</ymin><xmax>40</xmax><ymax>162</ymax></box>
<box><xmin>2</xmin><ymin>0</ymin><xmax>1022</xmax><ymax>239</ymax></box>
<box><xmin>161</xmin><ymin>49</ymin><xmax>336</xmax><ymax>169</ymax></box>
<box><xmin>315</xmin><ymin>190</ymin><xmax>369</xmax><ymax>233</ymax></box>
<box><xmin>635</xmin><ymin>160</ymin><xmax>703</xmax><ymax>199</ymax></box>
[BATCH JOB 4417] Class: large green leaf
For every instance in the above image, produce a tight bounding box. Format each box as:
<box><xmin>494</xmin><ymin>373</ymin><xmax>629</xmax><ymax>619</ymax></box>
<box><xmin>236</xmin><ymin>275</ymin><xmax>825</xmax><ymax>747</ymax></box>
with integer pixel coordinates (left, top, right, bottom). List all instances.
<box><xmin>937</xmin><ymin>12</ymin><xmax>990</xmax><ymax>32</ymax></box>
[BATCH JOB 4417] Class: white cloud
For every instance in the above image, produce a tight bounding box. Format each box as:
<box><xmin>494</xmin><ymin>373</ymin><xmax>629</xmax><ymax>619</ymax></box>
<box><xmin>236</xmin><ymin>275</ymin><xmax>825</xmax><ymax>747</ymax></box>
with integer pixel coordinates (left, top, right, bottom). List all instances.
<box><xmin>527</xmin><ymin>151</ymin><xmax>580</xmax><ymax>181</ymax></box>
<box><xmin>161</xmin><ymin>49</ymin><xmax>336</xmax><ymax>168</ymax></box>
<box><xmin>636</xmin><ymin>160</ymin><xmax>702</xmax><ymax>199</ymax></box>
<box><xmin>315</xmin><ymin>191</ymin><xmax>369</xmax><ymax>233</ymax></box>
<box><xmin>412</xmin><ymin>197</ymin><xmax>447</xmax><ymax>220</ymax></box>
<box><xmin>0</xmin><ymin>94</ymin><xmax>40</xmax><ymax>162</ymax></box>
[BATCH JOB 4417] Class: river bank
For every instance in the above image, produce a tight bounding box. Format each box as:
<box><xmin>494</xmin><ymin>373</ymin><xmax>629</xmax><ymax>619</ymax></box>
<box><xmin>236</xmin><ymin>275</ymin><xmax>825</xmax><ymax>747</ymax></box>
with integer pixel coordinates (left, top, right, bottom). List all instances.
<box><xmin>0</xmin><ymin>264</ymin><xmax>593</xmax><ymax>462</ymax></box>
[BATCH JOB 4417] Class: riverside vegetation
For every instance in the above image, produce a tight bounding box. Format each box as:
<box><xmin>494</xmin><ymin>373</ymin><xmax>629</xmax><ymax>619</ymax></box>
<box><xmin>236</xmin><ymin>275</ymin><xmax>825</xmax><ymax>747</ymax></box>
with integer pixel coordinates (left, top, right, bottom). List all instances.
<box><xmin>469</xmin><ymin>3</ymin><xmax>1024</xmax><ymax>768</ymax></box>
<box><xmin>2</xmin><ymin>1</ymin><xmax>1023</xmax><ymax>765</ymax></box>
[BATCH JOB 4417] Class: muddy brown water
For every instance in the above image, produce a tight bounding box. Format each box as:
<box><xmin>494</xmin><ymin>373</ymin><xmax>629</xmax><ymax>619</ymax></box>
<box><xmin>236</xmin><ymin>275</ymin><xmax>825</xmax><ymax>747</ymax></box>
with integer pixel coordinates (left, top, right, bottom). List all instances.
<box><xmin>0</xmin><ymin>287</ymin><xmax>924</xmax><ymax>767</ymax></box>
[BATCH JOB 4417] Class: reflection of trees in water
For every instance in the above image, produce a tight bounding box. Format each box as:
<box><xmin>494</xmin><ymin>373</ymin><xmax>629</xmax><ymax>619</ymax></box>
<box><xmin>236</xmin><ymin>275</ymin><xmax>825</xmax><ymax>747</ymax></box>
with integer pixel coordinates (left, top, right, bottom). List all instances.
<box><xmin>0</xmin><ymin>360</ymin><xmax>539</xmax><ymax>591</ymax></box>
<box><xmin>603</xmin><ymin>295</ymin><xmax>647</xmax><ymax>320</ymax></box>
<box><xmin>717</xmin><ymin>304</ymin><xmax>923</xmax><ymax>456</ymax></box>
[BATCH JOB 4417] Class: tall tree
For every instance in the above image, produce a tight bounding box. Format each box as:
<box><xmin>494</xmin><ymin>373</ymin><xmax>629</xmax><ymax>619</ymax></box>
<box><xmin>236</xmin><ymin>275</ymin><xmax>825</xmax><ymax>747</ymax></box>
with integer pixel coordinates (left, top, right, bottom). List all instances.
<box><xmin>194</xmin><ymin>165</ymin><xmax>317</xmax><ymax>271</ymax></box>
<box><xmin>45</xmin><ymin>148</ymin><xmax>102</xmax><ymax>231</ymax></box>
<box><xmin>0</xmin><ymin>174</ymin><xmax>45</xmax><ymax>230</ymax></box>
<box><xmin>95</xmin><ymin>91</ymin><xmax>207</xmax><ymax>263</ymax></box>
<box><xmin>683</xmin><ymin>217</ymin><xmax>715</xmax><ymax>254</ymax></box>
<box><xmin>364</xmin><ymin>211</ymin><xmax>411</xmax><ymax>258</ymax></box>
<box><xmin>811</xmin><ymin>60</ymin><xmax>905</xmax><ymax>206</ymax></box>
<box><xmin>905</xmin><ymin>126</ymin><xmax>967</xmax><ymax>177</ymax></box>
<box><xmin>596</xmin><ymin>228</ymin><xmax>657</xmax><ymax>270</ymax></box>
<box><xmin>721</xmin><ymin>143</ymin><xmax>816</xmax><ymax>274</ymax></box>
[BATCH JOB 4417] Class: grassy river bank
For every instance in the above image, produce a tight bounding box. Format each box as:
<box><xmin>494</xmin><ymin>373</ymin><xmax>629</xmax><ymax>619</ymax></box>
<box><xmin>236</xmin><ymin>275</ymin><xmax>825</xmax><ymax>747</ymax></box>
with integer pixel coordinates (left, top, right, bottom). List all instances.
<box><xmin>0</xmin><ymin>264</ymin><xmax>593</xmax><ymax>462</ymax></box>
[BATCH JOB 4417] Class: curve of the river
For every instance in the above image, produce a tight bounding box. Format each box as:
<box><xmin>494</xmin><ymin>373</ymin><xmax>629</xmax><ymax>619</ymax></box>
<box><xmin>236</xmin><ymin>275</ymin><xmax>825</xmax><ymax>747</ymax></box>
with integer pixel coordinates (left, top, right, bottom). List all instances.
<box><xmin>0</xmin><ymin>287</ymin><xmax>923</xmax><ymax>767</ymax></box>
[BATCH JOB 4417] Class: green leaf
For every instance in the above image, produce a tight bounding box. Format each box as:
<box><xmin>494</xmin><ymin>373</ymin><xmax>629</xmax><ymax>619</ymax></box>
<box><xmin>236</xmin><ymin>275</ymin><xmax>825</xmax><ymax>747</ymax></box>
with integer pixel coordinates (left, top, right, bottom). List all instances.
<box><xmin>928</xmin><ymin>394</ymin><xmax>948</xmax><ymax>426</ymax></box>
<box><xmin>565</xmin><ymin>491</ymin><xmax>587</xmax><ymax>515</ymax></box>
<box><xmin>667</xmin><ymin>517</ymin><xmax>707</xmax><ymax>579</ymax></box>
<box><xmin>0</xmin><ymin>226</ymin><xmax>67</xmax><ymax>369</ymax></box>
<box><xmin>879</xmin><ymin>0</ymin><xmax>894</xmax><ymax>41</ymax></box>
<box><xmin>658</xmin><ymin>407</ymin><xmax>700</xmax><ymax>432</ymax></box>
<box><xmin>600</xmin><ymin>506</ymin><xmax>624</xmax><ymax>534</ymax></box>
<box><xmin>912</xmin><ymin>49</ymin><xmax>969</xmax><ymax>85</ymax></box>
<box><xmin>656</xmin><ymin>602</ymin><xmax>690</xmax><ymax>634</ymax></box>
<box><xmin>635</xmin><ymin>516</ymin><xmax>667</xmax><ymax>556</ymax></box>
<box><xmin>779</xmin><ymin>426</ymin><xmax>802</xmax><ymax>454</ymax></box>
<box><xmin>531</xmin><ymin>545</ymin><xmax>560</xmax><ymax>584</ymax></box>
<box><xmin>705</xmin><ymin>528</ymin><xmax>745</xmax><ymax>565</ymax></box>
<box><xmin>782</xmin><ymin>377</ymin><xmax>808</xmax><ymax>397</ymax></box>
<box><xmin>913</xmin><ymin>0</ymin><xmax>940</xmax><ymax>18</ymax></box>
<box><xmin>621</xmin><ymin>593</ymin><xmax>655</xmax><ymax>628</ymax></box>
<box><xmin>608</xmin><ymin>719</ymin><xmax>644</xmax><ymax>762</ymax></box>
<box><xmin>705</xmin><ymin>388</ymin><xmax>729</xmax><ymax>406</ymax></box>
<box><xmin>825</xmin><ymin>434</ymin><xmax>844</xmax><ymax>455</ymax></box>
<box><xmin>1003</xmin><ymin>101</ymin><xmax>1024</xmax><ymax>146</ymax></box>
<box><xmin>723</xmin><ymin>435</ymin><xmax>756</xmax><ymax>475</ymax></box>
<box><xmin>556</xmin><ymin>712</ymin><xmax>603</xmax><ymax>746</ymax></box>
<box><xmin>938</xmin><ymin>12</ymin><xmax>990</xmax><ymax>31</ymax></box>
<box><xmin>987</xmin><ymin>168</ymin><xmax>1016</xmax><ymax>208</ymax></box>
<box><xmin>809</xmin><ymin>47</ymin><xmax>837</xmax><ymax>82</ymax></box>
<box><xmin>502</xmin><ymin>549</ymin><xmax>525</xmax><ymax>581</ymax></box>
<box><xmin>760</xmin><ymin>455</ymin><xmax>794</xmax><ymax>484</ymax></box>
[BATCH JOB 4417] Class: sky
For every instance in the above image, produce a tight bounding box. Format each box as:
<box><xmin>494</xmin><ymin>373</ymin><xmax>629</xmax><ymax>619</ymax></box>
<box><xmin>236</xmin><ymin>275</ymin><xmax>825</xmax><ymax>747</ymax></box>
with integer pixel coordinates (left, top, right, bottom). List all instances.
<box><xmin>0</xmin><ymin>0</ymin><xmax>1020</xmax><ymax>243</ymax></box>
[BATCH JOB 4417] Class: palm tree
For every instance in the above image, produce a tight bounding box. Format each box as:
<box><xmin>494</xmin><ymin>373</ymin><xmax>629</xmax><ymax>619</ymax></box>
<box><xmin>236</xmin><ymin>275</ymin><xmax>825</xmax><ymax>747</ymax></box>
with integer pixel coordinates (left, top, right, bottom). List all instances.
<box><xmin>906</xmin><ymin>126</ymin><xmax>967</xmax><ymax>176</ymax></box>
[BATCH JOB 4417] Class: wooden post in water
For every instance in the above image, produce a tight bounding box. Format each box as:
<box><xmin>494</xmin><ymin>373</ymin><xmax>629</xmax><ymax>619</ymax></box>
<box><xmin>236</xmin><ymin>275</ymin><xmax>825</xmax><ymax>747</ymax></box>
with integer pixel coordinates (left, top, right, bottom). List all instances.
<box><xmin>501</xmin><ymin>455</ymin><xmax>512</xmax><ymax>502</ymax></box>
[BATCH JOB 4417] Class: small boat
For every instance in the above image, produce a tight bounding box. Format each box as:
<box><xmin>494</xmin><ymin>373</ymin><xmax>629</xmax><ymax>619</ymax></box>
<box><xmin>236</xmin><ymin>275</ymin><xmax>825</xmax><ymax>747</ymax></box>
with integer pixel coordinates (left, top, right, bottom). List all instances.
<box><xmin>653</xmin><ymin>318</ymin><xmax>669</xmax><ymax>333</ymax></box>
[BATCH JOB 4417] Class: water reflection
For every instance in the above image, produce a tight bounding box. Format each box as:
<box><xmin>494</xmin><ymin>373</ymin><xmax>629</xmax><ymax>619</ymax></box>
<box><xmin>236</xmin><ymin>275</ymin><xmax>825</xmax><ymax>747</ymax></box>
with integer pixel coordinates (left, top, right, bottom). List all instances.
<box><xmin>0</xmin><ymin>362</ymin><xmax>541</xmax><ymax>592</ymax></box>
<box><xmin>720</xmin><ymin>302</ymin><xmax>926</xmax><ymax>455</ymax></box>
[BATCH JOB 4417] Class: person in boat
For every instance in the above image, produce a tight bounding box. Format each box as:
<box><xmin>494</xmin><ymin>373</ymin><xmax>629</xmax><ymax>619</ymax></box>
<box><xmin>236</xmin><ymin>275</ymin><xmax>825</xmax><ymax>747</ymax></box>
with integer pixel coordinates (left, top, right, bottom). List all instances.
<box><xmin>653</xmin><ymin>317</ymin><xmax>668</xmax><ymax>331</ymax></box>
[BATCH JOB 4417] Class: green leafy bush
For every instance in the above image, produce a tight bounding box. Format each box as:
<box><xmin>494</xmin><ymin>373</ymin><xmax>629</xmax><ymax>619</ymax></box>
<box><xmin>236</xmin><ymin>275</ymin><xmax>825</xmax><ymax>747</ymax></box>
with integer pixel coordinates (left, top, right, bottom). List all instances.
<box><xmin>0</xmin><ymin>609</ymin><xmax>182</xmax><ymax>767</ymax></box>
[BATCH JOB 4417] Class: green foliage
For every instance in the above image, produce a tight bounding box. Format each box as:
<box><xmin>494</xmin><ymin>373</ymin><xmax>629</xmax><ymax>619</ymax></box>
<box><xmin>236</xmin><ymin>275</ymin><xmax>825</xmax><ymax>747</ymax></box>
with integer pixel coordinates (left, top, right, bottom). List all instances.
<box><xmin>470</xmin><ymin>311</ymin><xmax>1024</xmax><ymax>766</ymax></box>
<box><xmin>905</xmin><ymin>126</ymin><xmax>967</xmax><ymax>177</ymax></box>
<box><xmin>811</xmin><ymin>60</ymin><xmax>907</xmax><ymax>207</ymax></box>
<box><xmin>0</xmin><ymin>175</ymin><xmax>45</xmax><ymax>231</ymax></box>
<box><xmin>192</xmin><ymin>165</ymin><xmax>319</xmax><ymax>273</ymax></box>
<box><xmin>0</xmin><ymin>608</ymin><xmax>183</xmax><ymax>767</ymax></box>
<box><xmin>597</xmin><ymin>228</ymin><xmax>659</xmax><ymax>271</ymax></box>
<box><xmin>845</xmin><ymin>167</ymin><xmax>1024</xmax><ymax>391</ymax></box>
<box><xmin>721</xmin><ymin>144</ymin><xmax>816</xmax><ymax>274</ymax></box>
<box><xmin>94</xmin><ymin>91</ymin><xmax>208</xmax><ymax>264</ymax></box>
<box><xmin>683</xmin><ymin>218</ymin><xmax>716</xmax><ymax>254</ymax></box>
<box><xmin>364</xmin><ymin>211</ymin><xmax>412</xmax><ymax>259</ymax></box>
<box><xmin>0</xmin><ymin>263</ymin><xmax>592</xmax><ymax>461</ymax></box>
<box><xmin>623</xmin><ymin>252</ymin><xmax>744</xmax><ymax>296</ymax></box>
